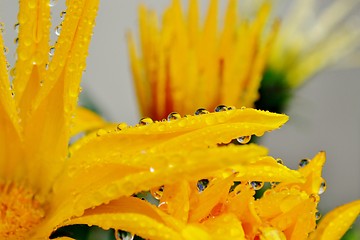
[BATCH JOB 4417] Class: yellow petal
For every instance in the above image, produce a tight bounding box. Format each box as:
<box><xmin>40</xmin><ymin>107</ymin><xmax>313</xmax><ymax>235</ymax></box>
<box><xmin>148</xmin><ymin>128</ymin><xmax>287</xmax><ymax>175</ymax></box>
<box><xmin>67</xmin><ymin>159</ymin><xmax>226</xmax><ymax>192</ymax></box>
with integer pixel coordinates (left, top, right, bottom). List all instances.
<box><xmin>234</xmin><ymin>156</ymin><xmax>303</xmax><ymax>183</ymax></box>
<box><xmin>189</xmin><ymin>175</ymin><xmax>235</xmax><ymax>222</ymax></box>
<box><xmin>160</xmin><ymin>181</ymin><xmax>191</xmax><ymax>223</ymax></box>
<box><xmin>23</xmin><ymin>0</ymin><xmax>100</xmax><ymax>194</ymax></box>
<box><xmin>43</xmin><ymin>197</ymin><xmax>185</xmax><ymax>240</ymax></box>
<box><xmin>68</xmin><ymin>109</ymin><xmax>287</xmax><ymax>169</ymax></box>
<box><xmin>275</xmin><ymin>151</ymin><xmax>326</xmax><ymax>196</ymax></box>
<box><xmin>202</xmin><ymin>213</ymin><xmax>245</xmax><ymax>239</ymax></box>
<box><xmin>0</xmin><ymin>32</ymin><xmax>23</xmax><ymax>181</ymax></box>
<box><xmin>309</xmin><ymin>199</ymin><xmax>360</xmax><ymax>240</ymax></box>
<box><xmin>49</xmin><ymin>144</ymin><xmax>267</xmax><ymax>230</ymax></box>
<box><xmin>13</xmin><ymin>0</ymin><xmax>50</xmax><ymax>110</ymax></box>
<box><xmin>70</xmin><ymin>107</ymin><xmax>106</xmax><ymax>136</ymax></box>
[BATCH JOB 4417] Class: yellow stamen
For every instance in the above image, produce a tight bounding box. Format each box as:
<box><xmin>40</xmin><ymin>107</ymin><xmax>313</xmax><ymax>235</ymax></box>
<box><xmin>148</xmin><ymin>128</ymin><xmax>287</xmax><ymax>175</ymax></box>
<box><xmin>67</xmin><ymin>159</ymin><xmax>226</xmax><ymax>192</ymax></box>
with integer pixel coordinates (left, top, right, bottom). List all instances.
<box><xmin>0</xmin><ymin>182</ymin><xmax>44</xmax><ymax>240</ymax></box>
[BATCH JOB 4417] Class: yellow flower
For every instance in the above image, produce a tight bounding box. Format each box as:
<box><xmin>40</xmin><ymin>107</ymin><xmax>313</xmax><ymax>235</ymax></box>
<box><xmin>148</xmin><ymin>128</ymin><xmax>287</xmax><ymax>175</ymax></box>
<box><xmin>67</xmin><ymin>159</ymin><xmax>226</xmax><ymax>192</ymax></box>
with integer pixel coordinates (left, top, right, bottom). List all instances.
<box><xmin>140</xmin><ymin>152</ymin><xmax>360</xmax><ymax>240</ymax></box>
<box><xmin>127</xmin><ymin>0</ymin><xmax>279</xmax><ymax>120</ymax></box>
<box><xmin>268</xmin><ymin>0</ymin><xmax>360</xmax><ymax>88</ymax></box>
<box><xmin>0</xmin><ymin>2</ymin><xmax>295</xmax><ymax>239</ymax></box>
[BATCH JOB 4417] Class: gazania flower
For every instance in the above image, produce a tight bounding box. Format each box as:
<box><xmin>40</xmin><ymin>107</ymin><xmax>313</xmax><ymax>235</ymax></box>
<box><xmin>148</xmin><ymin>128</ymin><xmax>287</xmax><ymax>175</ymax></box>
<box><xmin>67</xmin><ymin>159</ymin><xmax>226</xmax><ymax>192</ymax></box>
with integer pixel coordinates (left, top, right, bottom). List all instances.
<box><xmin>256</xmin><ymin>0</ymin><xmax>360</xmax><ymax>112</ymax></box>
<box><xmin>127</xmin><ymin>0</ymin><xmax>278</xmax><ymax>120</ymax></box>
<box><xmin>0</xmin><ymin>1</ymin><xmax>298</xmax><ymax>239</ymax></box>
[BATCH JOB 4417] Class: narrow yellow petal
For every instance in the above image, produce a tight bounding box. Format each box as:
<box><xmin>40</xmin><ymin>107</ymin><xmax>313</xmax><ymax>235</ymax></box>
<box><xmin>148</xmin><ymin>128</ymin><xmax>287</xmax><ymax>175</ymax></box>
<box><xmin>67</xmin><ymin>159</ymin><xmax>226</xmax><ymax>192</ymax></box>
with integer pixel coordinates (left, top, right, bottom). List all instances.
<box><xmin>160</xmin><ymin>181</ymin><xmax>191</xmax><ymax>223</ymax></box>
<box><xmin>234</xmin><ymin>156</ymin><xmax>302</xmax><ymax>183</ymax></box>
<box><xmin>50</xmin><ymin>144</ymin><xmax>267</xmax><ymax>228</ymax></box>
<box><xmin>13</xmin><ymin>0</ymin><xmax>50</xmax><ymax>108</ymax></box>
<box><xmin>23</xmin><ymin>0</ymin><xmax>100</xmax><ymax>194</ymax></box>
<box><xmin>0</xmin><ymin>28</ymin><xmax>23</xmax><ymax>180</ymax></box>
<box><xmin>43</xmin><ymin>197</ymin><xmax>185</xmax><ymax>240</ymax></box>
<box><xmin>189</xmin><ymin>175</ymin><xmax>234</xmax><ymax>222</ymax></box>
<box><xmin>69</xmin><ymin>109</ymin><xmax>287</xmax><ymax>169</ymax></box>
<box><xmin>309</xmin><ymin>199</ymin><xmax>360</xmax><ymax>240</ymax></box>
<box><xmin>70</xmin><ymin>107</ymin><xmax>106</xmax><ymax>137</ymax></box>
<box><xmin>202</xmin><ymin>213</ymin><xmax>246</xmax><ymax>239</ymax></box>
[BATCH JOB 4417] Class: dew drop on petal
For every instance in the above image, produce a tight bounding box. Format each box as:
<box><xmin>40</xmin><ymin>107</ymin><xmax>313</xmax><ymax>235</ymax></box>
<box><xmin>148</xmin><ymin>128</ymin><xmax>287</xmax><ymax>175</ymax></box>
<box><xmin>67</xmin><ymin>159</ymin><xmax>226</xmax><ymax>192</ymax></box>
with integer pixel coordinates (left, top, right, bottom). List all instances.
<box><xmin>14</xmin><ymin>22</ymin><xmax>19</xmax><ymax>32</ymax></box>
<box><xmin>115</xmin><ymin>230</ymin><xmax>134</xmax><ymax>240</ymax></box>
<box><xmin>138</xmin><ymin>117</ymin><xmax>153</xmax><ymax>125</ymax></box>
<box><xmin>3</xmin><ymin>46</ymin><xmax>9</xmax><ymax>55</ymax></box>
<box><xmin>167</xmin><ymin>112</ymin><xmax>181</xmax><ymax>121</ymax></box>
<box><xmin>49</xmin><ymin>0</ymin><xmax>58</xmax><ymax>7</ymax></box>
<box><xmin>237</xmin><ymin>135</ymin><xmax>251</xmax><ymax>144</ymax></box>
<box><xmin>250</xmin><ymin>181</ymin><xmax>264</xmax><ymax>190</ymax></box>
<box><xmin>309</xmin><ymin>194</ymin><xmax>320</xmax><ymax>203</ymax></box>
<box><xmin>96</xmin><ymin>129</ymin><xmax>107</xmax><ymax>136</ymax></box>
<box><xmin>214</xmin><ymin>104</ymin><xmax>228</xmax><ymax>112</ymax></box>
<box><xmin>149</xmin><ymin>167</ymin><xmax>155</xmax><ymax>173</ymax></box>
<box><xmin>299</xmin><ymin>158</ymin><xmax>310</xmax><ymax>168</ymax></box>
<box><xmin>318</xmin><ymin>180</ymin><xmax>326</xmax><ymax>195</ymax></box>
<box><xmin>276</xmin><ymin>158</ymin><xmax>284</xmax><ymax>165</ymax></box>
<box><xmin>315</xmin><ymin>211</ymin><xmax>322</xmax><ymax>220</ymax></box>
<box><xmin>194</xmin><ymin>108</ymin><xmax>209</xmax><ymax>115</ymax></box>
<box><xmin>116</xmin><ymin>123</ymin><xmax>128</xmax><ymax>131</ymax></box>
<box><xmin>197</xmin><ymin>179</ymin><xmax>209</xmax><ymax>192</ymax></box>
<box><xmin>14</xmin><ymin>37</ymin><xmax>19</xmax><ymax>44</ymax></box>
<box><xmin>60</xmin><ymin>11</ymin><xmax>66</xmax><ymax>20</ymax></box>
<box><xmin>0</xmin><ymin>22</ymin><xmax>4</xmax><ymax>33</ymax></box>
<box><xmin>49</xmin><ymin>46</ymin><xmax>55</xmax><ymax>56</ymax></box>
<box><xmin>150</xmin><ymin>186</ymin><xmax>164</xmax><ymax>200</ymax></box>
<box><xmin>55</xmin><ymin>25</ymin><xmax>62</xmax><ymax>36</ymax></box>
<box><xmin>228</xmin><ymin>106</ymin><xmax>237</xmax><ymax>110</ymax></box>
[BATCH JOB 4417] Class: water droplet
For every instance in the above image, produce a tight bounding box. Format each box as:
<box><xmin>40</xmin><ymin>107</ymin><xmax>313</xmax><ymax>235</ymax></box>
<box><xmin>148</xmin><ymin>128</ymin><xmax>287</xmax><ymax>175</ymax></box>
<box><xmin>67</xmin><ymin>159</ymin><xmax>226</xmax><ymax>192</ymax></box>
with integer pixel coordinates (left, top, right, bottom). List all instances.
<box><xmin>138</xmin><ymin>117</ymin><xmax>153</xmax><ymax>125</ymax></box>
<box><xmin>270</xmin><ymin>182</ymin><xmax>279</xmax><ymax>187</ymax></box>
<box><xmin>14</xmin><ymin>37</ymin><xmax>19</xmax><ymax>44</ymax></box>
<box><xmin>194</xmin><ymin>108</ymin><xmax>209</xmax><ymax>115</ymax></box>
<box><xmin>49</xmin><ymin>0</ymin><xmax>58</xmax><ymax>7</ymax></box>
<box><xmin>0</xmin><ymin>22</ymin><xmax>4</xmax><ymax>33</ymax></box>
<box><xmin>315</xmin><ymin>211</ymin><xmax>322</xmax><ymax>220</ymax></box>
<box><xmin>309</xmin><ymin>194</ymin><xmax>320</xmax><ymax>203</ymax></box>
<box><xmin>60</xmin><ymin>11</ymin><xmax>66</xmax><ymax>20</ymax></box>
<box><xmin>49</xmin><ymin>46</ymin><xmax>55</xmax><ymax>56</ymax></box>
<box><xmin>14</xmin><ymin>23</ymin><xmax>19</xmax><ymax>32</ymax></box>
<box><xmin>6</xmin><ymin>62</ymin><xmax>10</xmax><ymax>70</ymax></box>
<box><xmin>214</xmin><ymin>105</ymin><xmax>228</xmax><ymax>112</ymax></box>
<box><xmin>250</xmin><ymin>181</ymin><xmax>264</xmax><ymax>190</ymax></box>
<box><xmin>228</xmin><ymin>106</ymin><xmax>237</xmax><ymax>110</ymax></box>
<box><xmin>45</xmin><ymin>63</ymin><xmax>49</xmax><ymax>70</ymax></box>
<box><xmin>3</xmin><ymin>46</ymin><xmax>8</xmax><ymax>55</ymax></box>
<box><xmin>197</xmin><ymin>179</ymin><xmax>209</xmax><ymax>192</ymax></box>
<box><xmin>96</xmin><ymin>129</ymin><xmax>107</xmax><ymax>136</ymax></box>
<box><xmin>150</xmin><ymin>186</ymin><xmax>164</xmax><ymax>200</ymax></box>
<box><xmin>318</xmin><ymin>180</ymin><xmax>326</xmax><ymax>195</ymax></box>
<box><xmin>276</xmin><ymin>158</ymin><xmax>284</xmax><ymax>165</ymax></box>
<box><xmin>115</xmin><ymin>230</ymin><xmax>134</xmax><ymax>240</ymax></box>
<box><xmin>236</xmin><ymin>135</ymin><xmax>251</xmax><ymax>144</ymax></box>
<box><xmin>40</xmin><ymin>80</ymin><xmax>44</xmax><ymax>87</ymax></box>
<box><xmin>167</xmin><ymin>112</ymin><xmax>181</xmax><ymax>121</ymax></box>
<box><xmin>149</xmin><ymin>167</ymin><xmax>155</xmax><ymax>173</ymax></box>
<box><xmin>299</xmin><ymin>158</ymin><xmax>310</xmax><ymax>168</ymax></box>
<box><xmin>116</xmin><ymin>123</ymin><xmax>128</xmax><ymax>131</ymax></box>
<box><xmin>55</xmin><ymin>25</ymin><xmax>62</xmax><ymax>36</ymax></box>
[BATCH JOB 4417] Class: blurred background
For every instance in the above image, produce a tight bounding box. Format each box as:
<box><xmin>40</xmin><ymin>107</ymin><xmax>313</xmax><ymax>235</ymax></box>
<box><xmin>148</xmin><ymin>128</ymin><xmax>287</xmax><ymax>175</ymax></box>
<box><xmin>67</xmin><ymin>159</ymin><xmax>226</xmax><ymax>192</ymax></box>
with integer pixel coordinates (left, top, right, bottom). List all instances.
<box><xmin>0</xmin><ymin>0</ymin><xmax>359</xmax><ymax>222</ymax></box>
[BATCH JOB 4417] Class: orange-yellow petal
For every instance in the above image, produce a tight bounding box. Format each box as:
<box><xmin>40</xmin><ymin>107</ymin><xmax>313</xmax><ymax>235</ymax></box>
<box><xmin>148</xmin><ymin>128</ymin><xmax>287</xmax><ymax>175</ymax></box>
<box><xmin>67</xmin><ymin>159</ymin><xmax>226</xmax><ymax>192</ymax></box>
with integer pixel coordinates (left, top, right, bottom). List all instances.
<box><xmin>202</xmin><ymin>213</ymin><xmax>245</xmax><ymax>239</ymax></box>
<box><xmin>309</xmin><ymin>199</ymin><xmax>360</xmax><ymax>240</ymax></box>
<box><xmin>70</xmin><ymin>107</ymin><xmax>107</xmax><ymax>136</ymax></box>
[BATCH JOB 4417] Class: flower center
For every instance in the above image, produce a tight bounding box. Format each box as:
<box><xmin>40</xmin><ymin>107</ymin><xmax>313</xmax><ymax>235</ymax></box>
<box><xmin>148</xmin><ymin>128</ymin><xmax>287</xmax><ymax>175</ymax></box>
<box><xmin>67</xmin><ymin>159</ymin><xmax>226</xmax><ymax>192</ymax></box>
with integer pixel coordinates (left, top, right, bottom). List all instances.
<box><xmin>0</xmin><ymin>182</ymin><xmax>45</xmax><ymax>240</ymax></box>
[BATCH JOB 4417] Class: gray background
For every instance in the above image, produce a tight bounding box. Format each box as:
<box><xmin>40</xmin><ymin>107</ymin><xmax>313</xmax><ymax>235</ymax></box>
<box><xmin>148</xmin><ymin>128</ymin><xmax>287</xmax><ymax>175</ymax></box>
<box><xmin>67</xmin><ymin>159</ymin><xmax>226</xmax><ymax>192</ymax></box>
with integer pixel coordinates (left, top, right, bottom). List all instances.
<box><xmin>0</xmin><ymin>0</ymin><xmax>359</xmax><ymax>216</ymax></box>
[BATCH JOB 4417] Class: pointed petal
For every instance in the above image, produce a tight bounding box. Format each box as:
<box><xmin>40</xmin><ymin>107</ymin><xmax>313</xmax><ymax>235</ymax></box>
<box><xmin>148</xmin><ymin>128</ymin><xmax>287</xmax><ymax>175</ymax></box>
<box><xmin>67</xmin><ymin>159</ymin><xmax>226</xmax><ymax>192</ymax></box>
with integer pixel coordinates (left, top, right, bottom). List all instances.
<box><xmin>189</xmin><ymin>175</ymin><xmax>234</xmax><ymax>222</ymax></box>
<box><xmin>13</xmin><ymin>0</ymin><xmax>50</xmax><ymax>109</ymax></box>
<box><xmin>38</xmin><ymin>197</ymin><xmax>186</xmax><ymax>240</ymax></box>
<box><xmin>0</xmin><ymin>28</ymin><xmax>23</xmax><ymax>180</ymax></box>
<box><xmin>70</xmin><ymin>107</ymin><xmax>106</xmax><ymax>136</ymax></box>
<box><xmin>309</xmin><ymin>199</ymin><xmax>360</xmax><ymax>240</ymax></box>
<box><xmin>68</xmin><ymin>109</ymin><xmax>288</xmax><ymax>169</ymax></box>
<box><xmin>202</xmin><ymin>213</ymin><xmax>245</xmax><ymax>239</ymax></box>
<box><xmin>49</xmin><ymin>144</ymin><xmax>267</xmax><ymax>230</ymax></box>
<box><xmin>23</xmin><ymin>0</ymin><xmax>100</xmax><ymax>194</ymax></box>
